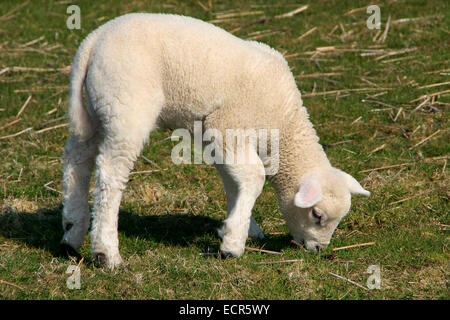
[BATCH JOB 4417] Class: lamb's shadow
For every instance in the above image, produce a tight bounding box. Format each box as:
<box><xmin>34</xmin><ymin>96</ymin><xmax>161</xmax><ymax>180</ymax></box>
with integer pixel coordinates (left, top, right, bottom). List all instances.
<box><xmin>118</xmin><ymin>211</ymin><xmax>294</xmax><ymax>258</ymax></box>
<box><xmin>0</xmin><ymin>206</ymin><xmax>64</xmax><ymax>257</ymax></box>
<box><xmin>117</xmin><ymin>210</ymin><xmax>293</xmax><ymax>253</ymax></box>
<box><xmin>117</xmin><ymin>210</ymin><xmax>223</xmax><ymax>250</ymax></box>
<box><xmin>0</xmin><ymin>205</ymin><xmax>292</xmax><ymax>258</ymax></box>
<box><xmin>0</xmin><ymin>205</ymin><xmax>223</xmax><ymax>256</ymax></box>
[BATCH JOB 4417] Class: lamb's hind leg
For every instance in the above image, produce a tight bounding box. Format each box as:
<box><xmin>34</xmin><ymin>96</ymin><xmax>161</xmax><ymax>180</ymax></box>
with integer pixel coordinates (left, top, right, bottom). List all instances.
<box><xmin>249</xmin><ymin>216</ymin><xmax>265</xmax><ymax>240</ymax></box>
<box><xmin>215</xmin><ymin>148</ymin><xmax>265</xmax><ymax>257</ymax></box>
<box><xmin>90</xmin><ymin>102</ymin><xmax>161</xmax><ymax>269</ymax></box>
<box><xmin>61</xmin><ymin>134</ymin><xmax>99</xmax><ymax>254</ymax></box>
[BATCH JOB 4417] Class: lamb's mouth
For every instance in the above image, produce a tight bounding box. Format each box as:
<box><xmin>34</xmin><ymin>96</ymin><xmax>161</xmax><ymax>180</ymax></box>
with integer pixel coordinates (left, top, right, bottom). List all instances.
<box><xmin>293</xmin><ymin>237</ymin><xmax>325</xmax><ymax>252</ymax></box>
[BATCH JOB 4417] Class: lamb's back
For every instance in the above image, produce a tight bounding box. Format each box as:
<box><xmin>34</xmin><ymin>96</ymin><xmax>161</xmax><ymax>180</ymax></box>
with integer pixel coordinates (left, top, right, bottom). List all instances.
<box><xmin>87</xmin><ymin>14</ymin><xmax>298</xmax><ymax>129</ymax></box>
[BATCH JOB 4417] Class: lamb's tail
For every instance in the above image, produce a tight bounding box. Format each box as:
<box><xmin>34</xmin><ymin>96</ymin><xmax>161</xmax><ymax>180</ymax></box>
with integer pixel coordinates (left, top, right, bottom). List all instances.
<box><xmin>68</xmin><ymin>30</ymin><xmax>101</xmax><ymax>141</ymax></box>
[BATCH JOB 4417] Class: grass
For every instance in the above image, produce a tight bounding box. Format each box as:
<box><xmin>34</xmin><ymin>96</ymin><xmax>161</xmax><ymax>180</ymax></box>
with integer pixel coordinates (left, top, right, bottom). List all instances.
<box><xmin>0</xmin><ymin>0</ymin><xmax>449</xmax><ymax>299</ymax></box>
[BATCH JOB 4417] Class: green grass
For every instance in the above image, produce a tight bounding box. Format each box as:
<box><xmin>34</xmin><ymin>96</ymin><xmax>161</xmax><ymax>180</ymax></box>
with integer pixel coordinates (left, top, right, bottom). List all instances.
<box><xmin>0</xmin><ymin>0</ymin><xmax>449</xmax><ymax>299</ymax></box>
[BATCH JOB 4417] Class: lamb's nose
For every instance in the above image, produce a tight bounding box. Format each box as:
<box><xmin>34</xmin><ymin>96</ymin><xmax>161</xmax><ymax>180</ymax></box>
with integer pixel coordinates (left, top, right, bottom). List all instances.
<box><xmin>317</xmin><ymin>242</ymin><xmax>329</xmax><ymax>250</ymax></box>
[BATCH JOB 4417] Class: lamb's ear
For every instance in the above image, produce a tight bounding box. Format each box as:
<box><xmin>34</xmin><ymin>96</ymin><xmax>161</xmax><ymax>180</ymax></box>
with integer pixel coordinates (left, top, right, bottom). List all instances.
<box><xmin>294</xmin><ymin>177</ymin><xmax>323</xmax><ymax>208</ymax></box>
<box><xmin>336</xmin><ymin>169</ymin><xmax>371</xmax><ymax>197</ymax></box>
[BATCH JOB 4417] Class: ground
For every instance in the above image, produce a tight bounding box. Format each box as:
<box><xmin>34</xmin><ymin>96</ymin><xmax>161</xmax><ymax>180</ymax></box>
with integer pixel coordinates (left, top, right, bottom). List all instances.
<box><xmin>0</xmin><ymin>0</ymin><xmax>448</xmax><ymax>299</ymax></box>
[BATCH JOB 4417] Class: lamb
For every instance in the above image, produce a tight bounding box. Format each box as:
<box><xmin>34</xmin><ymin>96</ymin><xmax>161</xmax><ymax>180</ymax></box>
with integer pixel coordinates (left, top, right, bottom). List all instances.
<box><xmin>60</xmin><ymin>13</ymin><xmax>370</xmax><ymax>269</ymax></box>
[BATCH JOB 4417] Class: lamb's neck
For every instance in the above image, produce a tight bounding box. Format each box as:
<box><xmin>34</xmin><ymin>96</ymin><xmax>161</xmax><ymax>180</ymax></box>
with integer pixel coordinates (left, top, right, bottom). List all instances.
<box><xmin>268</xmin><ymin>107</ymin><xmax>331</xmax><ymax>208</ymax></box>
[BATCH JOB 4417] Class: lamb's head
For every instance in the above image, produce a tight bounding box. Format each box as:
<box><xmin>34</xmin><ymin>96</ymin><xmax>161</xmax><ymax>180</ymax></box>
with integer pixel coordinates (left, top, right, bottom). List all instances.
<box><xmin>283</xmin><ymin>167</ymin><xmax>370</xmax><ymax>251</ymax></box>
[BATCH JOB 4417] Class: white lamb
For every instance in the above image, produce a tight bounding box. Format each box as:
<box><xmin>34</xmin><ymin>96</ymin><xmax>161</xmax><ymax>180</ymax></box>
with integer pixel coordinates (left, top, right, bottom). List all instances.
<box><xmin>61</xmin><ymin>13</ymin><xmax>370</xmax><ymax>269</ymax></box>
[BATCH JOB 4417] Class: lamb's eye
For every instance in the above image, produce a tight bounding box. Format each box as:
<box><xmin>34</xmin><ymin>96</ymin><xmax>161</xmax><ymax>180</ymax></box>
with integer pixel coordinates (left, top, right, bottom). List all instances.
<box><xmin>312</xmin><ymin>208</ymin><xmax>323</xmax><ymax>225</ymax></box>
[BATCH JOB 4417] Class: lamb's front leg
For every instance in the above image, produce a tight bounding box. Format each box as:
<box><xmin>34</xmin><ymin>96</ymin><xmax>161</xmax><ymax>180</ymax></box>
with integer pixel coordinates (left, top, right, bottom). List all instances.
<box><xmin>215</xmin><ymin>151</ymin><xmax>265</xmax><ymax>257</ymax></box>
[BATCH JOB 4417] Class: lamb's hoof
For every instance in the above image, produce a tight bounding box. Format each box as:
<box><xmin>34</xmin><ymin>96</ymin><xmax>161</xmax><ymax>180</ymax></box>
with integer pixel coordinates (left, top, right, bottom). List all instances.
<box><xmin>219</xmin><ymin>245</ymin><xmax>244</xmax><ymax>259</ymax></box>
<box><xmin>93</xmin><ymin>252</ymin><xmax>123</xmax><ymax>270</ymax></box>
<box><xmin>220</xmin><ymin>250</ymin><xmax>236</xmax><ymax>259</ymax></box>
<box><xmin>248</xmin><ymin>230</ymin><xmax>265</xmax><ymax>240</ymax></box>
<box><xmin>248</xmin><ymin>219</ymin><xmax>265</xmax><ymax>240</ymax></box>
<box><xmin>60</xmin><ymin>241</ymin><xmax>81</xmax><ymax>260</ymax></box>
<box><xmin>95</xmin><ymin>253</ymin><xmax>107</xmax><ymax>266</ymax></box>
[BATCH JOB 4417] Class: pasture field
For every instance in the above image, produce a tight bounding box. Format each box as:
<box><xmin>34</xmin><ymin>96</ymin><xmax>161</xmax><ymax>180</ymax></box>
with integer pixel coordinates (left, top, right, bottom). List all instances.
<box><xmin>0</xmin><ymin>0</ymin><xmax>448</xmax><ymax>299</ymax></box>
